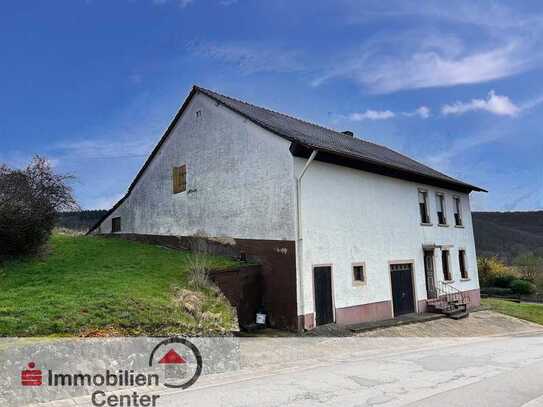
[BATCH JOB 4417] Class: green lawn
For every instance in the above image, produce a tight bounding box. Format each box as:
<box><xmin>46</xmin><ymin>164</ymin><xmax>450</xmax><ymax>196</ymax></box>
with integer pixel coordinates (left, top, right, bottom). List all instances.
<box><xmin>0</xmin><ymin>234</ymin><xmax>240</xmax><ymax>336</ymax></box>
<box><xmin>482</xmin><ymin>298</ymin><xmax>543</xmax><ymax>326</ymax></box>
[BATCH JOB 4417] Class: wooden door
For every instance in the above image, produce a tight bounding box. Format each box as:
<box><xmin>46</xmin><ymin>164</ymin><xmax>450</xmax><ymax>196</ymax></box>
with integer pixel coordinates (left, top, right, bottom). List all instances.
<box><xmin>424</xmin><ymin>250</ymin><xmax>437</xmax><ymax>299</ymax></box>
<box><xmin>313</xmin><ymin>266</ymin><xmax>334</xmax><ymax>325</ymax></box>
<box><xmin>390</xmin><ymin>263</ymin><xmax>415</xmax><ymax>316</ymax></box>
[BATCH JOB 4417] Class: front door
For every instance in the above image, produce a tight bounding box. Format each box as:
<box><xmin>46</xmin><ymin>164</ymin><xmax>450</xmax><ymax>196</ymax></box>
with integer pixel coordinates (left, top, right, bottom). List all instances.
<box><xmin>390</xmin><ymin>263</ymin><xmax>415</xmax><ymax>316</ymax></box>
<box><xmin>313</xmin><ymin>266</ymin><xmax>334</xmax><ymax>325</ymax></box>
<box><xmin>424</xmin><ymin>250</ymin><xmax>437</xmax><ymax>299</ymax></box>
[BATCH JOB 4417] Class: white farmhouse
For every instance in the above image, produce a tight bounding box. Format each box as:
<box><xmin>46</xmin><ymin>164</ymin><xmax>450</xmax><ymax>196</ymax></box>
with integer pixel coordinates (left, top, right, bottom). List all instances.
<box><xmin>89</xmin><ymin>86</ymin><xmax>485</xmax><ymax>331</ymax></box>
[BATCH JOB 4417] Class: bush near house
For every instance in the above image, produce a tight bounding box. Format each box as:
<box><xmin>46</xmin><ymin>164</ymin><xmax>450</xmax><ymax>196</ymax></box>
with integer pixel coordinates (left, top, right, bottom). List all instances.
<box><xmin>0</xmin><ymin>156</ymin><xmax>78</xmax><ymax>258</ymax></box>
<box><xmin>480</xmin><ymin>287</ymin><xmax>514</xmax><ymax>297</ymax></box>
<box><xmin>0</xmin><ymin>234</ymin><xmax>241</xmax><ymax>336</ymax></box>
<box><xmin>477</xmin><ymin>257</ymin><xmax>518</xmax><ymax>288</ymax></box>
<box><xmin>510</xmin><ymin>279</ymin><xmax>536</xmax><ymax>295</ymax></box>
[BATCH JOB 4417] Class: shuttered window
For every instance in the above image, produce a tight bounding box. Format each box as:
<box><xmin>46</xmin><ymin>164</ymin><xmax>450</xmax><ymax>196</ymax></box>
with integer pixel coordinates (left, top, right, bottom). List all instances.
<box><xmin>172</xmin><ymin>165</ymin><xmax>187</xmax><ymax>194</ymax></box>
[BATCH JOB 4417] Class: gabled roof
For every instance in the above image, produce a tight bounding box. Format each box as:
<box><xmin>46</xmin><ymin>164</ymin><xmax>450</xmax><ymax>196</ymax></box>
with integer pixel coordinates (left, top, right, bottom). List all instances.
<box><xmin>196</xmin><ymin>86</ymin><xmax>485</xmax><ymax>193</ymax></box>
<box><xmin>87</xmin><ymin>85</ymin><xmax>485</xmax><ymax>234</ymax></box>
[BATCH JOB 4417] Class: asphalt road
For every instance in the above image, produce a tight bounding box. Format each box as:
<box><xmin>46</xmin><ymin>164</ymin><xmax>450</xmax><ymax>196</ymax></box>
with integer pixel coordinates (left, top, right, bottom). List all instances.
<box><xmin>152</xmin><ymin>332</ymin><xmax>543</xmax><ymax>407</ymax></box>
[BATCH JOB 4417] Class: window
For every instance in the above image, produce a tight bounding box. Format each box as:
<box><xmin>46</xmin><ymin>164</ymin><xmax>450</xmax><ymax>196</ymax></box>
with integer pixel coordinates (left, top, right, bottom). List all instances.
<box><xmin>112</xmin><ymin>217</ymin><xmax>121</xmax><ymax>233</ymax></box>
<box><xmin>352</xmin><ymin>264</ymin><xmax>366</xmax><ymax>285</ymax></box>
<box><xmin>436</xmin><ymin>193</ymin><xmax>447</xmax><ymax>225</ymax></box>
<box><xmin>441</xmin><ymin>250</ymin><xmax>452</xmax><ymax>281</ymax></box>
<box><xmin>453</xmin><ymin>196</ymin><xmax>463</xmax><ymax>226</ymax></box>
<box><xmin>459</xmin><ymin>250</ymin><xmax>468</xmax><ymax>279</ymax></box>
<box><xmin>195</xmin><ymin>110</ymin><xmax>202</xmax><ymax>118</ymax></box>
<box><xmin>172</xmin><ymin>165</ymin><xmax>187</xmax><ymax>194</ymax></box>
<box><xmin>418</xmin><ymin>190</ymin><xmax>430</xmax><ymax>224</ymax></box>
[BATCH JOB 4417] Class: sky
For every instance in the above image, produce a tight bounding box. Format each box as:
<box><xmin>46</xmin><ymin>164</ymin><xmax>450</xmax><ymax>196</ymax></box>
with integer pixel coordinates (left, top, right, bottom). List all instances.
<box><xmin>1</xmin><ymin>0</ymin><xmax>542</xmax><ymax>211</ymax></box>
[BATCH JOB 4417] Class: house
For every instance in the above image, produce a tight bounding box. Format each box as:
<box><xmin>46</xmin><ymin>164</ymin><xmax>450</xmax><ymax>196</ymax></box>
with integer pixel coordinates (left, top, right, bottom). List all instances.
<box><xmin>88</xmin><ymin>85</ymin><xmax>485</xmax><ymax>331</ymax></box>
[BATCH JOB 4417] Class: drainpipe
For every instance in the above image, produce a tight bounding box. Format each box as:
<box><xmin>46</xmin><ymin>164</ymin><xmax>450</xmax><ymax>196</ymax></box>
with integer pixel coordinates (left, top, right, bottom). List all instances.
<box><xmin>295</xmin><ymin>149</ymin><xmax>317</xmax><ymax>332</ymax></box>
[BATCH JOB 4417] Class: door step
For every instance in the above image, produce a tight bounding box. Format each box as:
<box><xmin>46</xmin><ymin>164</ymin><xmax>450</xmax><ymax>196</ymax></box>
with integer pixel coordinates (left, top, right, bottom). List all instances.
<box><xmin>448</xmin><ymin>310</ymin><xmax>469</xmax><ymax>320</ymax></box>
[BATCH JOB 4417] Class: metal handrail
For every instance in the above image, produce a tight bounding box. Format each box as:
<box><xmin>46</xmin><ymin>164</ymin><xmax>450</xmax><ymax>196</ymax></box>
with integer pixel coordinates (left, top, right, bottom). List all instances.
<box><xmin>428</xmin><ymin>281</ymin><xmax>470</xmax><ymax>312</ymax></box>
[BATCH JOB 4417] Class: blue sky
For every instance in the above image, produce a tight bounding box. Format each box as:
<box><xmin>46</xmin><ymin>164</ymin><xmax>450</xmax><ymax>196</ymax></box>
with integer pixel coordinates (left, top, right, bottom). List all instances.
<box><xmin>2</xmin><ymin>1</ymin><xmax>542</xmax><ymax>211</ymax></box>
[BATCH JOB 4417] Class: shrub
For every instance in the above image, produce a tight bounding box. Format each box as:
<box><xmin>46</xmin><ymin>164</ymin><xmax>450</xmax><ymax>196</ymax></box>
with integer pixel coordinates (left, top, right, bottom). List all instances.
<box><xmin>480</xmin><ymin>287</ymin><xmax>514</xmax><ymax>297</ymax></box>
<box><xmin>477</xmin><ymin>257</ymin><xmax>516</xmax><ymax>287</ymax></box>
<box><xmin>510</xmin><ymin>279</ymin><xmax>536</xmax><ymax>295</ymax></box>
<box><xmin>186</xmin><ymin>252</ymin><xmax>212</xmax><ymax>289</ymax></box>
<box><xmin>0</xmin><ymin>156</ymin><xmax>78</xmax><ymax>258</ymax></box>
<box><xmin>494</xmin><ymin>274</ymin><xmax>517</xmax><ymax>288</ymax></box>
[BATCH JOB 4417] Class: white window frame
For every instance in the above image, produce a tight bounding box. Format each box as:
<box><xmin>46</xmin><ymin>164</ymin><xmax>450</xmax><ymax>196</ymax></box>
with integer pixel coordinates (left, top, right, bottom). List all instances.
<box><xmin>453</xmin><ymin>196</ymin><xmax>463</xmax><ymax>227</ymax></box>
<box><xmin>418</xmin><ymin>189</ymin><xmax>431</xmax><ymax>225</ymax></box>
<box><xmin>436</xmin><ymin>192</ymin><xmax>448</xmax><ymax>226</ymax></box>
<box><xmin>458</xmin><ymin>249</ymin><xmax>469</xmax><ymax>280</ymax></box>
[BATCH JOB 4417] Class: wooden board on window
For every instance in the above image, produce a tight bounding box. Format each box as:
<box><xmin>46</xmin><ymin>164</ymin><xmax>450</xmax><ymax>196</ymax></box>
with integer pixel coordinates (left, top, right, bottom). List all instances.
<box><xmin>173</xmin><ymin>165</ymin><xmax>186</xmax><ymax>194</ymax></box>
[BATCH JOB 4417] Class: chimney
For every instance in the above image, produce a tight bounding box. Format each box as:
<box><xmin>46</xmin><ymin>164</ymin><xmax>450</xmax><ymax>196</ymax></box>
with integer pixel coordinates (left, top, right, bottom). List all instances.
<box><xmin>342</xmin><ymin>131</ymin><xmax>354</xmax><ymax>137</ymax></box>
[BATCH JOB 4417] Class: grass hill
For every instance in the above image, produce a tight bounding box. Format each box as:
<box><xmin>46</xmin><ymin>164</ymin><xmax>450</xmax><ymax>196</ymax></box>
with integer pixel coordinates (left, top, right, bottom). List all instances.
<box><xmin>473</xmin><ymin>211</ymin><xmax>543</xmax><ymax>262</ymax></box>
<box><xmin>0</xmin><ymin>234</ymin><xmax>240</xmax><ymax>336</ymax></box>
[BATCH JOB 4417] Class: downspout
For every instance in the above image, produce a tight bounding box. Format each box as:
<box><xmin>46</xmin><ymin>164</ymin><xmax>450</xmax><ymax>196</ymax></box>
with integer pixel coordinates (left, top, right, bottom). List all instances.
<box><xmin>295</xmin><ymin>149</ymin><xmax>317</xmax><ymax>332</ymax></box>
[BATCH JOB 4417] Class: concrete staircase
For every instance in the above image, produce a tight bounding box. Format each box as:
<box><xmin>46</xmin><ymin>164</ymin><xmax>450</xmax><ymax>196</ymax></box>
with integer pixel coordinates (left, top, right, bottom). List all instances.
<box><xmin>426</xmin><ymin>283</ymin><xmax>470</xmax><ymax>320</ymax></box>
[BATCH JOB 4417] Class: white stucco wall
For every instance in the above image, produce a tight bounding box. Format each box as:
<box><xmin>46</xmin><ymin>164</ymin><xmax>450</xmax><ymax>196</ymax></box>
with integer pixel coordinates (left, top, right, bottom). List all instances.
<box><xmin>95</xmin><ymin>92</ymin><xmax>296</xmax><ymax>241</ymax></box>
<box><xmin>296</xmin><ymin>158</ymin><xmax>480</xmax><ymax>316</ymax></box>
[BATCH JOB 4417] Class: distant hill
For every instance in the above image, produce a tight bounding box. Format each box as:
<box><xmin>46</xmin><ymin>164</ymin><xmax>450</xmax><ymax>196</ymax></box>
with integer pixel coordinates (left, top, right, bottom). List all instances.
<box><xmin>473</xmin><ymin>211</ymin><xmax>543</xmax><ymax>262</ymax></box>
<box><xmin>56</xmin><ymin>210</ymin><xmax>107</xmax><ymax>233</ymax></box>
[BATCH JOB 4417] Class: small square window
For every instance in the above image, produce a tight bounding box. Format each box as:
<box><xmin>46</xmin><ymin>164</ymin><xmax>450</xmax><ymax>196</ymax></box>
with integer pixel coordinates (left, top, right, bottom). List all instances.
<box><xmin>353</xmin><ymin>264</ymin><xmax>365</xmax><ymax>285</ymax></box>
<box><xmin>195</xmin><ymin>110</ymin><xmax>202</xmax><ymax>118</ymax></box>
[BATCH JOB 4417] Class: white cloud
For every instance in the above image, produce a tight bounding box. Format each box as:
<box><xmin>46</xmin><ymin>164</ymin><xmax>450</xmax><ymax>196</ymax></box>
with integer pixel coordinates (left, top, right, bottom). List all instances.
<box><xmin>153</xmin><ymin>0</ymin><xmax>193</xmax><ymax>7</ymax></box>
<box><xmin>348</xmin><ymin>110</ymin><xmax>395</xmax><ymax>121</ymax></box>
<box><xmin>313</xmin><ymin>41</ymin><xmax>534</xmax><ymax>94</ymax></box>
<box><xmin>441</xmin><ymin>90</ymin><xmax>520</xmax><ymax>117</ymax></box>
<box><xmin>403</xmin><ymin>106</ymin><xmax>431</xmax><ymax>119</ymax></box>
<box><xmin>187</xmin><ymin>41</ymin><xmax>304</xmax><ymax>74</ymax></box>
<box><xmin>219</xmin><ymin>0</ymin><xmax>238</xmax><ymax>5</ymax></box>
<box><xmin>311</xmin><ymin>2</ymin><xmax>543</xmax><ymax>93</ymax></box>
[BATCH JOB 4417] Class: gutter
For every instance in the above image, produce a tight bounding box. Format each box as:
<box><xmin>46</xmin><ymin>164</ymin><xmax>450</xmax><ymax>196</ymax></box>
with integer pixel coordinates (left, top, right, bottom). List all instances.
<box><xmin>295</xmin><ymin>149</ymin><xmax>317</xmax><ymax>332</ymax></box>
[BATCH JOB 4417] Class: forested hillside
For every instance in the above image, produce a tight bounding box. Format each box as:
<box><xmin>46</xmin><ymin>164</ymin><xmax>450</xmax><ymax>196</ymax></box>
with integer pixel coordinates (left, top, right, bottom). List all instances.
<box><xmin>473</xmin><ymin>211</ymin><xmax>543</xmax><ymax>262</ymax></box>
<box><xmin>56</xmin><ymin>210</ymin><xmax>107</xmax><ymax>233</ymax></box>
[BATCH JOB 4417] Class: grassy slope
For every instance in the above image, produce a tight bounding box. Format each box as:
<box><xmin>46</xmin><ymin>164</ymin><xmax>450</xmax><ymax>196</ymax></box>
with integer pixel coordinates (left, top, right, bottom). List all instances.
<box><xmin>0</xmin><ymin>235</ymin><xmax>239</xmax><ymax>336</ymax></box>
<box><xmin>482</xmin><ymin>298</ymin><xmax>543</xmax><ymax>325</ymax></box>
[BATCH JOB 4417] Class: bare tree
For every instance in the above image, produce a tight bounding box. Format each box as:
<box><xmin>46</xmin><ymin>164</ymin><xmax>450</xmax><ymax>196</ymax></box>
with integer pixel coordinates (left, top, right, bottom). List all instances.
<box><xmin>0</xmin><ymin>156</ymin><xmax>79</xmax><ymax>257</ymax></box>
<box><xmin>513</xmin><ymin>254</ymin><xmax>543</xmax><ymax>283</ymax></box>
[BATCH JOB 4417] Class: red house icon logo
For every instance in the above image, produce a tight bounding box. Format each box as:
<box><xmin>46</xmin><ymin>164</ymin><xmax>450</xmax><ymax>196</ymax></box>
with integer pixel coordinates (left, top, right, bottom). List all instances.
<box><xmin>159</xmin><ymin>349</ymin><xmax>187</xmax><ymax>380</ymax></box>
<box><xmin>21</xmin><ymin>362</ymin><xmax>42</xmax><ymax>386</ymax></box>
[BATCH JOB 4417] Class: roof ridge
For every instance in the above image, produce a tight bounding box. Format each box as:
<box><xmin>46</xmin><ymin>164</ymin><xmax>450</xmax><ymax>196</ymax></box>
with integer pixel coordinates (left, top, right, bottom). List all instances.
<box><xmin>195</xmin><ymin>85</ymin><xmax>375</xmax><ymax>145</ymax></box>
